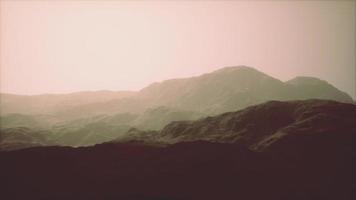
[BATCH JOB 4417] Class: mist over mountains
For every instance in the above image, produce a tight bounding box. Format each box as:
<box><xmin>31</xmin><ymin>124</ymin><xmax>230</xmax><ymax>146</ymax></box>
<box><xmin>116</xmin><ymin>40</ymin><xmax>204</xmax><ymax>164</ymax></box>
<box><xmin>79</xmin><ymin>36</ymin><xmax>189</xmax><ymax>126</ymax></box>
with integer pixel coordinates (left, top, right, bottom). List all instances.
<box><xmin>1</xmin><ymin>66</ymin><xmax>353</xmax><ymax>116</ymax></box>
<box><xmin>0</xmin><ymin>66</ymin><xmax>354</xmax><ymax>149</ymax></box>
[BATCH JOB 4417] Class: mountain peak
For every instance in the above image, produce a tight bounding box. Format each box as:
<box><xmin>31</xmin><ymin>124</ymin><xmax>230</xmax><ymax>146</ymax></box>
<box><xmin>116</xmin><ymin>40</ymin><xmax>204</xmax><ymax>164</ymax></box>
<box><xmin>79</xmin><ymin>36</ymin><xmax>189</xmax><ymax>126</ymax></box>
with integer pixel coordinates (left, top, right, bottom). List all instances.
<box><xmin>212</xmin><ymin>65</ymin><xmax>260</xmax><ymax>74</ymax></box>
<box><xmin>287</xmin><ymin>76</ymin><xmax>327</xmax><ymax>85</ymax></box>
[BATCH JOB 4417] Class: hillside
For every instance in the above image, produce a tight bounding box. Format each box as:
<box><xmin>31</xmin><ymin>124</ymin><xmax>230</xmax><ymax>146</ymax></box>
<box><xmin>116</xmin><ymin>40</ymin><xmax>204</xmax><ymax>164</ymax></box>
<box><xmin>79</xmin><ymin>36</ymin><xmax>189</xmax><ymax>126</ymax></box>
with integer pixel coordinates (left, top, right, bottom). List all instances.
<box><xmin>118</xmin><ymin>100</ymin><xmax>356</xmax><ymax>151</ymax></box>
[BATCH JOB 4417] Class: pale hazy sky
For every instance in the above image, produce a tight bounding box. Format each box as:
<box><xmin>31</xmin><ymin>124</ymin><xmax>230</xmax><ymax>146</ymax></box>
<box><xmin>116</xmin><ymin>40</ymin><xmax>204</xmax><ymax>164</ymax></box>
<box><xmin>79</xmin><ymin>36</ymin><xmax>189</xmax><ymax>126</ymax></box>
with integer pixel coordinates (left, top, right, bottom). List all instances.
<box><xmin>1</xmin><ymin>1</ymin><xmax>355</xmax><ymax>98</ymax></box>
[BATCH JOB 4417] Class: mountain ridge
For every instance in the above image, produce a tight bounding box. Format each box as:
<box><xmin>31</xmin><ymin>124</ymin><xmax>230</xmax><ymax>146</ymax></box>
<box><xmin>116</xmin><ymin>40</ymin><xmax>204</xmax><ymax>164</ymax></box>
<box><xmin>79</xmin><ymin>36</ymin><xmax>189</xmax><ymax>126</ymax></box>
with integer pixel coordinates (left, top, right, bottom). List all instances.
<box><xmin>113</xmin><ymin>99</ymin><xmax>356</xmax><ymax>150</ymax></box>
<box><xmin>1</xmin><ymin>65</ymin><xmax>353</xmax><ymax>101</ymax></box>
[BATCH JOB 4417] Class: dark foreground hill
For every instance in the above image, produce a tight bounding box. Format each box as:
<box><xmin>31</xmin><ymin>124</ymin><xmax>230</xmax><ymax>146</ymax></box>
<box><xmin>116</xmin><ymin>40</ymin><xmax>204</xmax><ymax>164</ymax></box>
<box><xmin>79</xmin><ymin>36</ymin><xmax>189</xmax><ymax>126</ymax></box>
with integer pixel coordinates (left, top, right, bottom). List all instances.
<box><xmin>0</xmin><ymin>140</ymin><xmax>355</xmax><ymax>200</ymax></box>
<box><xmin>1</xmin><ymin>100</ymin><xmax>356</xmax><ymax>200</ymax></box>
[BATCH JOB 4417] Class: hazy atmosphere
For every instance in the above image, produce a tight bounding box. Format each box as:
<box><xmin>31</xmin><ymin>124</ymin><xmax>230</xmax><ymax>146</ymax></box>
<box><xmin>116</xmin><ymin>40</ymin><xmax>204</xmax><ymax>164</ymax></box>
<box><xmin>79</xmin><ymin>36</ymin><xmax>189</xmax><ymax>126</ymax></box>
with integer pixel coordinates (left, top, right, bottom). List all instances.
<box><xmin>2</xmin><ymin>1</ymin><xmax>356</xmax><ymax>200</ymax></box>
<box><xmin>1</xmin><ymin>0</ymin><xmax>355</xmax><ymax>98</ymax></box>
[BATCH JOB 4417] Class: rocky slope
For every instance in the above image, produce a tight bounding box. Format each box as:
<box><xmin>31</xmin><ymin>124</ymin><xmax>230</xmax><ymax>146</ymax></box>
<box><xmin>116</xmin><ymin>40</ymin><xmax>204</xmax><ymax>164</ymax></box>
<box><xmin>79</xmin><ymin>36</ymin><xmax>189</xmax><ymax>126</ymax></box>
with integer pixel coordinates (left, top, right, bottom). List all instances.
<box><xmin>118</xmin><ymin>100</ymin><xmax>356</xmax><ymax>150</ymax></box>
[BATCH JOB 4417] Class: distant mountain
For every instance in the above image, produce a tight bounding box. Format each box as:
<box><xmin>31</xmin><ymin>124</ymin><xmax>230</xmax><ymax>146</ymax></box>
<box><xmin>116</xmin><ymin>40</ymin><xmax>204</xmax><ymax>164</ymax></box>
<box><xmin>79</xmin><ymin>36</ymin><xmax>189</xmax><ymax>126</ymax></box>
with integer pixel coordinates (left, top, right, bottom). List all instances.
<box><xmin>139</xmin><ymin>66</ymin><xmax>353</xmax><ymax>114</ymax></box>
<box><xmin>286</xmin><ymin>76</ymin><xmax>353</xmax><ymax>102</ymax></box>
<box><xmin>1</xmin><ymin>66</ymin><xmax>353</xmax><ymax>118</ymax></box>
<box><xmin>0</xmin><ymin>114</ymin><xmax>43</xmax><ymax>129</ymax></box>
<box><xmin>1</xmin><ymin>100</ymin><xmax>355</xmax><ymax>199</ymax></box>
<box><xmin>45</xmin><ymin>66</ymin><xmax>354</xmax><ymax>124</ymax></box>
<box><xmin>0</xmin><ymin>127</ymin><xmax>54</xmax><ymax>151</ymax></box>
<box><xmin>0</xmin><ymin>90</ymin><xmax>135</xmax><ymax>115</ymax></box>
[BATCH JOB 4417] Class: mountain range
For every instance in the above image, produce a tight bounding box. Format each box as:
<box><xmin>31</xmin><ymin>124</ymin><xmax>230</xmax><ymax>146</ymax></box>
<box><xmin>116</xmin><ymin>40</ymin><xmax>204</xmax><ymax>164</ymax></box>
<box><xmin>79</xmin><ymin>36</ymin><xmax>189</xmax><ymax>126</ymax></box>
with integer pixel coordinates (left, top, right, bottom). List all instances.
<box><xmin>0</xmin><ymin>66</ymin><xmax>354</xmax><ymax>149</ymax></box>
